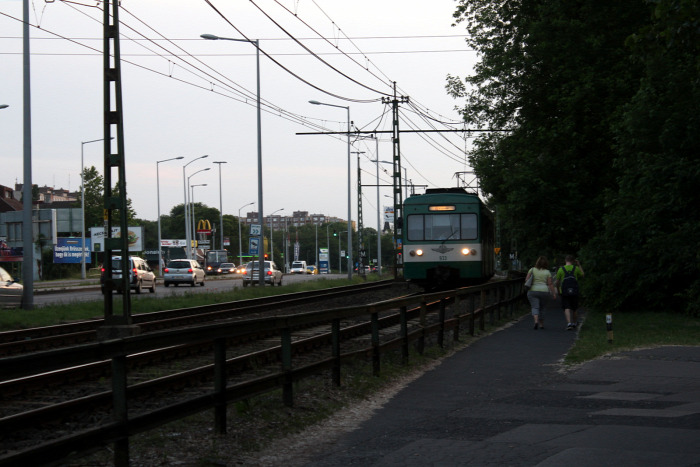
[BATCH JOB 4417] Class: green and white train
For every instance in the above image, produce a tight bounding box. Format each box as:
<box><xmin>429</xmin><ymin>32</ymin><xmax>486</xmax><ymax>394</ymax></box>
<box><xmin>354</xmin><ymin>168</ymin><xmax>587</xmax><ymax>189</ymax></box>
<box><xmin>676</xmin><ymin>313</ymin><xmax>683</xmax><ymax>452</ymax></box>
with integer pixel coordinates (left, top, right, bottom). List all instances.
<box><xmin>402</xmin><ymin>188</ymin><xmax>495</xmax><ymax>289</ymax></box>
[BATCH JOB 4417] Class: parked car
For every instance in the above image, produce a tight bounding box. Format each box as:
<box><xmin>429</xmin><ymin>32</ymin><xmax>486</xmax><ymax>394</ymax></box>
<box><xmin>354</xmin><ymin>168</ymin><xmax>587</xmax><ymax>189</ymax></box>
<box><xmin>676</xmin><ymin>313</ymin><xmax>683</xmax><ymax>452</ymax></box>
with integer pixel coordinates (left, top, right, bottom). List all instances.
<box><xmin>0</xmin><ymin>266</ymin><xmax>23</xmax><ymax>308</ymax></box>
<box><xmin>242</xmin><ymin>260</ymin><xmax>283</xmax><ymax>287</ymax></box>
<box><xmin>101</xmin><ymin>256</ymin><xmax>156</xmax><ymax>294</ymax></box>
<box><xmin>290</xmin><ymin>260</ymin><xmax>308</xmax><ymax>274</ymax></box>
<box><xmin>306</xmin><ymin>265</ymin><xmax>318</xmax><ymax>275</ymax></box>
<box><xmin>216</xmin><ymin>262</ymin><xmax>236</xmax><ymax>274</ymax></box>
<box><xmin>163</xmin><ymin>259</ymin><xmax>206</xmax><ymax>287</ymax></box>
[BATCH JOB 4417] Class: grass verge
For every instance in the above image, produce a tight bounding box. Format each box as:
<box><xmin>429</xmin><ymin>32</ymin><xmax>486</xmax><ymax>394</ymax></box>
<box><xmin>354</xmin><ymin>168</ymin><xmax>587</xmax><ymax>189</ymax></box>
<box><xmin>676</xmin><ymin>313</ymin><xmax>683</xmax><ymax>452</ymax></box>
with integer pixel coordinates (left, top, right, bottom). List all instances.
<box><xmin>0</xmin><ymin>276</ymin><xmax>382</xmax><ymax>331</ymax></box>
<box><xmin>566</xmin><ymin>307</ymin><xmax>700</xmax><ymax>364</ymax></box>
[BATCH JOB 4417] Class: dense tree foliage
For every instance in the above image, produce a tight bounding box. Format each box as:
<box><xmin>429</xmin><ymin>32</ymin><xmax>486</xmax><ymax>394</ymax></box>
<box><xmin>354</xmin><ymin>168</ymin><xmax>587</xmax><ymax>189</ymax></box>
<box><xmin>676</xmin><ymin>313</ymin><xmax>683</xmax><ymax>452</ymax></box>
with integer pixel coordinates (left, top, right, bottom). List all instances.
<box><xmin>75</xmin><ymin>165</ymin><xmax>136</xmax><ymax>229</ymax></box>
<box><xmin>450</xmin><ymin>0</ymin><xmax>699</xmax><ymax>314</ymax></box>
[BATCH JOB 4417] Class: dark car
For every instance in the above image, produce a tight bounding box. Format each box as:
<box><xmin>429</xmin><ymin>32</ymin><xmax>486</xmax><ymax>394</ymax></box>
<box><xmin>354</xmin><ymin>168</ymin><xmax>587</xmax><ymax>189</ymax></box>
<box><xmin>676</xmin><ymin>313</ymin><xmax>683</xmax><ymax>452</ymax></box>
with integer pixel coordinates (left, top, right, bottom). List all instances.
<box><xmin>242</xmin><ymin>260</ymin><xmax>283</xmax><ymax>287</ymax></box>
<box><xmin>216</xmin><ymin>262</ymin><xmax>236</xmax><ymax>274</ymax></box>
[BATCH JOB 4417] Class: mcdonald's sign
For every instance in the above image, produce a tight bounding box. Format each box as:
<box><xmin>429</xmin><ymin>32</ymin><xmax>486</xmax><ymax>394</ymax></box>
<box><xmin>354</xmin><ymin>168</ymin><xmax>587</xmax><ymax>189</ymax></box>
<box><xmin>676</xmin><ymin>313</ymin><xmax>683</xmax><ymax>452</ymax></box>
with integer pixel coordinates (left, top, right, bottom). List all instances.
<box><xmin>197</xmin><ymin>219</ymin><xmax>212</xmax><ymax>234</ymax></box>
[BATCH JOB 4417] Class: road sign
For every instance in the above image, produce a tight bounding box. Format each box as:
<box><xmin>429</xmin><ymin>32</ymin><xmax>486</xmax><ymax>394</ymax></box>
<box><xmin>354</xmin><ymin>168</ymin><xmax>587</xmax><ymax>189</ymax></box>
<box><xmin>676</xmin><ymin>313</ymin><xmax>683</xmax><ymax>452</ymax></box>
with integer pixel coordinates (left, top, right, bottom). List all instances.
<box><xmin>250</xmin><ymin>224</ymin><xmax>261</xmax><ymax>236</ymax></box>
<box><xmin>249</xmin><ymin>237</ymin><xmax>260</xmax><ymax>255</ymax></box>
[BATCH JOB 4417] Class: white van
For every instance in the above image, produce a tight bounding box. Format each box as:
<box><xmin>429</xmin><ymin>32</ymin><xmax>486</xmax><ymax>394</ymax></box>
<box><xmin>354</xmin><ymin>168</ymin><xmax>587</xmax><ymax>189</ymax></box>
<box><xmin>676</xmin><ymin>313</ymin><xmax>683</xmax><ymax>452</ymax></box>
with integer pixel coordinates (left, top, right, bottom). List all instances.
<box><xmin>290</xmin><ymin>260</ymin><xmax>308</xmax><ymax>274</ymax></box>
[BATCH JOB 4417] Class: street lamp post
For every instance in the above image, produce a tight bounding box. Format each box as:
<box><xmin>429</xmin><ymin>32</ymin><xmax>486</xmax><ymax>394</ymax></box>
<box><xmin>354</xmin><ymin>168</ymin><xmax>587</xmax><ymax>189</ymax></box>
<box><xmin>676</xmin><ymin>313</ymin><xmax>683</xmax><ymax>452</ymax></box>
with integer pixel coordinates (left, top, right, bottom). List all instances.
<box><xmin>376</xmin><ymin>160</ymin><xmax>408</xmax><ymax>200</ymax></box>
<box><xmin>269</xmin><ymin>208</ymin><xmax>284</xmax><ymax>262</ymax></box>
<box><xmin>190</xmin><ymin>183</ymin><xmax>207</xmax><ymax>251</ymax></box>
<box><xmin>182</xmin><ymin>155</ymin><xmax>208</xmax><ymax>259</ymax></box>
<box><xmin>238</xmin><ymin>202</ymin><xmax>254</xmax><ymax>267</ymax></box>
<box><xmin>187</xmin><ymin>169</ymin><xmax>210</xmax><ymax>259</ymax></box>
<box><xmin>309</xmin><ymin>100</ymin><xmax>352</xmax><ymax>279</ymax></box>
<box><xmin>213</xmin><ymin>161</ymin><xmax>227</xmax><ymax>252</ymax></box>
<box><xmin>81</xmin><ymin>137</ymin><xmax>110</xmax><ymax>280</ymax></box>
<box><xmin>156</xmin><ymin>156</ymin><xmax>183</xmax><ymax>275</ymax></box>
<box><xmin>202</xmin><ymin>33</ymin><xmax>264</xmax><ymax>286</ymax></box>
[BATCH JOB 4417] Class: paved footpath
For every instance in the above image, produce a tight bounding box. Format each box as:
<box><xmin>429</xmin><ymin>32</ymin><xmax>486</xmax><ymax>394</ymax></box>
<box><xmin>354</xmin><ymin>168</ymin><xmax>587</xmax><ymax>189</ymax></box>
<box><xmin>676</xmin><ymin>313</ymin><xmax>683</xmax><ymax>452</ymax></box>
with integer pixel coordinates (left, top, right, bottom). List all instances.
<box><xmin>305</xmin><ymin>309</ymin><xmax>700</xmax><ymax>466</ymax></box>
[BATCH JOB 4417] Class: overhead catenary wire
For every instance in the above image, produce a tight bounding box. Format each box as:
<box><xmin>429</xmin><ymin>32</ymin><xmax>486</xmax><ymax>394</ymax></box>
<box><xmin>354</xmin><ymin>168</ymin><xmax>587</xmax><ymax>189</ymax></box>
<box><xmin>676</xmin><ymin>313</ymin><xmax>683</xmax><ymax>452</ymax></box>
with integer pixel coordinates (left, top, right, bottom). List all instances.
<box><xmin>203</xmin><ymin>0</ymin><xmax>382</xmax><ymax>104</ymax></box>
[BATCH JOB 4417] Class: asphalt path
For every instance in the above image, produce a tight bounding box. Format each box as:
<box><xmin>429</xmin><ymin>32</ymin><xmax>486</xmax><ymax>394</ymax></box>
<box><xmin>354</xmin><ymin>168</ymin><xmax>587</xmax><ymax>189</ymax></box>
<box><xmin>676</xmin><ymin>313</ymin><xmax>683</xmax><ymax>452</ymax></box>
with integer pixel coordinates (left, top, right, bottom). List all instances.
<box><xmin>304</xmin><ymin>308</ymin><xmax>700</xmax><ymax>466</ymax></box>
<box><xmin>32</xmin><ymin>273</ymin><xmax>345</xmax><ymax>307</ymax></box>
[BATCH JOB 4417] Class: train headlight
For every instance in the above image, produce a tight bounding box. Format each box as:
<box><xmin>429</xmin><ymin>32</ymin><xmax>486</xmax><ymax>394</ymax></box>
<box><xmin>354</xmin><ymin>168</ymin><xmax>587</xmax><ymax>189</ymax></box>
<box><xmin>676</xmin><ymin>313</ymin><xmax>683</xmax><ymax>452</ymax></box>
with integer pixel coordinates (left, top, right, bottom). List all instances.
<box><xmin>410</xmin><ymin>249</ymin><xmax>424</xmax><ymax>257</ymax></box>
<box><xmin>461</xmin><ymin>248</ymin><xmax>470</xmax><ymax>256</ymax></box>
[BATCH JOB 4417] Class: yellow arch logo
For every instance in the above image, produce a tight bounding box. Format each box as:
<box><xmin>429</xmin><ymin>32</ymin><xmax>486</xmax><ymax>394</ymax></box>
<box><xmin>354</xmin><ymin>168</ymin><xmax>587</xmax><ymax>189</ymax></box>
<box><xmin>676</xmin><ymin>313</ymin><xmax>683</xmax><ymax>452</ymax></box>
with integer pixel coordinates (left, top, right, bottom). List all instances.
<box><xmin>197</xmin><ymin>219</ymin><xmax>212</xmax><ymax>233</ymax></box>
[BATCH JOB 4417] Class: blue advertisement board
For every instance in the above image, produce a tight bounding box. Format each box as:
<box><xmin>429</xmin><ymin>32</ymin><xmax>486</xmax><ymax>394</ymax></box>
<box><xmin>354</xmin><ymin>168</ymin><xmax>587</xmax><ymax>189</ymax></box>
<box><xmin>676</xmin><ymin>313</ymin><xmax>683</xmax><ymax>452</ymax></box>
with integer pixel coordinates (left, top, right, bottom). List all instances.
<box><xmin>54</xmin><ymin>238</ymin><xmax>91</xmax><ymax>264</ymax></box>
<box><xmin>319</xmin><ymin>248</ymin><xmax>330</xmax><ymax>274</ymax></box>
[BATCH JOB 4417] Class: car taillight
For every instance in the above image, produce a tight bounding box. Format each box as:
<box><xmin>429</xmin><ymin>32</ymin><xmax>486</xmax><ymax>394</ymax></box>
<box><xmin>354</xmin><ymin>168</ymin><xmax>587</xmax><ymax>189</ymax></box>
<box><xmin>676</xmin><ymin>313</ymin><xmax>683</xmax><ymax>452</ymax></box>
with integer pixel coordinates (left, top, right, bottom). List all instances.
<box><xmin>188</xmin><ymin>268</ymin><xmax>193</xmax><ymax>273</ymax></box>
<box><xmin>132</xmin><ymin>268</ymin><xmax>138</xmax><ymax>274</ymax></box>
<box><xmin>266</xmin><ymin>270</ymin><xmax>272</xmax><ymax>276</ymax></box>
<box><xmin>163</xmin><ymin>268</ymin><xmax>169</xmax><ymax>273</ymax></box>
<box><xmin>101</xmin><ymin>267</ymin><xmax>105</xmax><ymax>273</ymax></box>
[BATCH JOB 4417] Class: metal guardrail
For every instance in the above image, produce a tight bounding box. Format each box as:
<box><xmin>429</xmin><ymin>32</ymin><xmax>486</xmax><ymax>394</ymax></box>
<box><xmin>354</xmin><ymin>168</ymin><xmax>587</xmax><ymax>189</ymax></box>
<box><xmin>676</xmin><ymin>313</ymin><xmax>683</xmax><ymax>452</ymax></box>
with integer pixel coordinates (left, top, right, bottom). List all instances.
<box><xmin>0</xmin><ymin>278</ymin><xmax>525</xmax><ymax>466</ymax></box>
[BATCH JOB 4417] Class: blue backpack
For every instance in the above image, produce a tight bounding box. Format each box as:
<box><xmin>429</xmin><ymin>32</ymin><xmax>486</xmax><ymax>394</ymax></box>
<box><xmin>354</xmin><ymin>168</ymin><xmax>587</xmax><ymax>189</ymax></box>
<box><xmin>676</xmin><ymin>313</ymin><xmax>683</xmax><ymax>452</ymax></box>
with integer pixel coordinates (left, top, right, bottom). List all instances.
<box><xmin>560</xmin><ymin>266</ymin><xmax>579</xmax><ymax>296</ymax></box>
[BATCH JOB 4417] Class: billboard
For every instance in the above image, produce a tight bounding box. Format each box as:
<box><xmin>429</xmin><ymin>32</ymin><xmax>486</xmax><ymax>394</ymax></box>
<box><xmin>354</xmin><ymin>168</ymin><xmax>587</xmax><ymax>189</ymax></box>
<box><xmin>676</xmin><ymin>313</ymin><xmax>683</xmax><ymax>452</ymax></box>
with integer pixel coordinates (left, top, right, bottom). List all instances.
<box><xmin>89</xmin><ymin>226</ymin><xmax>143</xmax><ymax>252</ymax></box>
<box><xmin>54</xmin><ymin>238</ymin><xmax>92</xmax><ymax>264</ymax></box>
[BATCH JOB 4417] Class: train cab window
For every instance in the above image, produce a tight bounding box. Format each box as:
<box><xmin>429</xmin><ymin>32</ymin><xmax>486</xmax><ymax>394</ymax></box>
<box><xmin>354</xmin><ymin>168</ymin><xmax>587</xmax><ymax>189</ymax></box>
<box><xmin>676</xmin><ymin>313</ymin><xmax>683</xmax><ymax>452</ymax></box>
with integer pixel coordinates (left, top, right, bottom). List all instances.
<box><xmin>407</xmin><ymin>215</ymin><xmax>424</xmax><ymax>240</ymax></box>
<box><xmin>426</xmin><ymin>214</ymin><xmax>460</xmax><ymax>240</ymax></box>
<box><xmin>407</xmin><ymin>213</ymin><xmax>478</xmax><ymax>241</ymax></box>
<box><xmin>461</xmin><ymin>213</ymin><xmax>478</xmax><ymax>239</ymax></box>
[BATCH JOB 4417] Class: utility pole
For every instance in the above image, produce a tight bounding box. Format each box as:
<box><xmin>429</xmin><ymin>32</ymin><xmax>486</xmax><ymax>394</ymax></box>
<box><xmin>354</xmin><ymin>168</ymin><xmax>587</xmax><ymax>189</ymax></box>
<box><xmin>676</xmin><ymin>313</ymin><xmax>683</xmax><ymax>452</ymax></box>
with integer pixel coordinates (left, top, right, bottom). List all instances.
<box><xmin>352</xmin><ymin>150</ymin><xmax>365</xmax><ymax>275</ymax></box>
<box><xmin>101</xmin><ymin>1</ymin><xmax>136</xmax><ymax>334</ymax></box>
<box><xmin>381</xmin><ymin>83</ymin><xmax>409</xmax><ymax>280</ymax></box>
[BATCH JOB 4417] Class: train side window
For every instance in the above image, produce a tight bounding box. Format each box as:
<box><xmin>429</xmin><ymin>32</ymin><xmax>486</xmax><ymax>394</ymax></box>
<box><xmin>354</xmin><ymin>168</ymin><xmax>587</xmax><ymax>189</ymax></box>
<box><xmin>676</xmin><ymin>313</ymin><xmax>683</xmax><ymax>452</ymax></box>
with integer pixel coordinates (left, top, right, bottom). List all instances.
<box><xmin>407</xmin><ymin>215</ymin><xmax>424</xmax><ymax>241</ymax></box>
<box><xmin>461</xmin><ymin>213</ymin><xmax>478</xmax><ymax>239</ymax></box>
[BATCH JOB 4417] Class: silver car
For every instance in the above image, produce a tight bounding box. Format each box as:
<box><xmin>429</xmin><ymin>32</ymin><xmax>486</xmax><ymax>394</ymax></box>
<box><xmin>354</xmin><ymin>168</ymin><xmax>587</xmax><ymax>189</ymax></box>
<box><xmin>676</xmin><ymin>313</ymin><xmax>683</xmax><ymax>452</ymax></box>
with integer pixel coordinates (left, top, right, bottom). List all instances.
<box><xmin>163</xmin><ymin>259</ymin><xmax>206</xmax><ymax>287</ymax></box>
<box><xmin>242</xmin><ymin>260</ymin><xmax>283</xmax><ymax>287</ymax></box>
<box><xmin>0</xmin><ymin>266</ymin><xmax>22</xmax><ymax>308</ymax></box>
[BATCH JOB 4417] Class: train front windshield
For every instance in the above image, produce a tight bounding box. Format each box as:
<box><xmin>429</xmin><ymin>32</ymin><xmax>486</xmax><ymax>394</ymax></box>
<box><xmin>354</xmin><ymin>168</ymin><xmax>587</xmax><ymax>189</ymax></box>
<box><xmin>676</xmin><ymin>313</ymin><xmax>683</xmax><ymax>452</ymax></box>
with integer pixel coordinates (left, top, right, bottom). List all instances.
<box><xmin>407</xmin><ymin>213</ymin><xmax>478</xmax><ymax>241</ymax></box>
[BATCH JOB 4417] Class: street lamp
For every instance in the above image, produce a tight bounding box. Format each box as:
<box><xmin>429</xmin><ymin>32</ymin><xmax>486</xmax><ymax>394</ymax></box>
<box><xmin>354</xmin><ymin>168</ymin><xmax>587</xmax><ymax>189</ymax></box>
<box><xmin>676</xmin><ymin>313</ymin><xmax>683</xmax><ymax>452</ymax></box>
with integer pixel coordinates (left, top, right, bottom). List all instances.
<box><xmin>238</xmin><ymin>201</ymin><xmax>254</xmax><ymax>266</ymax></box>
<box><xmin>269</xmin><ymin>208</ymin><xmax>284</xmax><ymax>262</ymax></box>
<box><xmin>183</xmin><ymin>156</ymin><xmax>208</xmax><ymax>259</ymax></box>
<box><xmin>202</xmin><ymin>33</ymin><xmax>264</xmax><ymax>286</ymax></box>
<box><xmin>187</xmin><ymin>168</ymin><xmax>210</xmax><ymax>258</ymax></box>
<box><xmin>376</xmin><ymin>160</ymin><xmax>409</xmax><ymax>200</ymax></box>
<box><xmin>309</xmin><ymin>99</ymin><xmax>352</xmax><ymax>280</ymax></box>
<box><xmin>156</xmin><ymin>156</ymin><xmax>183</xmax><ymax>275</ymax></box>
<box><xmin>81</xmin><ymin>137</ymin><xmax>113</xmax><ymax>280</ymax></box>
<box><xmin>213</xmin><ymin>161</ymin><xmax>227</xmax><ymax>252</ymax></box>
<box><xmin>190</xmin><ymin>183</ymin><xmax>207</xmax><ymax>250</ymax></box>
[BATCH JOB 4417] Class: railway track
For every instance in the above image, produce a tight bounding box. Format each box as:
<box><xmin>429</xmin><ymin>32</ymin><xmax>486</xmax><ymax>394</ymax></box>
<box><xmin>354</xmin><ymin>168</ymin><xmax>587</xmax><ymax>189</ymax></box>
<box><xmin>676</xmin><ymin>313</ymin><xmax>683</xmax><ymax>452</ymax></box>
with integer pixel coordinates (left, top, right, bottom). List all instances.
<box><xmin>0</xmin><ymin>281</ymin><xmax>428</xmax><ymax>456</ymax></box>
<box><xmin>0</xmin><ymin>280</ymin><xmax>395</xmax><ymax>356</ymax></box>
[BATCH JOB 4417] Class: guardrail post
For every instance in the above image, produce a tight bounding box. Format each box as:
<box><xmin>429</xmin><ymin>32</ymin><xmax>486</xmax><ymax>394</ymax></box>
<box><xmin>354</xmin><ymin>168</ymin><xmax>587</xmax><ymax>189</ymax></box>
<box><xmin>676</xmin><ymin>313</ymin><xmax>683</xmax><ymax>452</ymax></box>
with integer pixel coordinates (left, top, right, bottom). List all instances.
<box><xmin>214</xmin><ymin>337</ymin><xmax>227</xmax><ymax>434</ymax></box>
<box><xmin>469</xmin><ymin>294</ymin><xmax>476</xmax><ymax>336</ymax></box>
<box><xmin>371</xmin><ymin>312</ymin><xmax>380</xmax><ymax>376</ymax></box>
<box><xmin>418</xmin><ymin>300</ymin><xmax>428</xmax><ymax>355</ymax></box>
<box><xmin>496</xmin><ymin>286</ymin><xmax>502</xmax><ymax>321</ymax></box>
<box><xmin>400</xmin><ymin>305</ymin><xmax>409</xmax><ymax>364</ymax></box>
<box><xmin>332</xmin><ymin>318</ymin><xmax>341</xmax><ymax>386</ymax></box>
<box><xmin>281</xmin><ymin>327</ymin><xmax>293</xmax><ymax>407</ymax></box>
<box><xmin>111</xmin><ymin>354</ymin><xmax>129</xmax><ymax>467</ymax></box>
<box><xmin>480</xmin><ymin>289</ymin><xmax>486</xmax><ymax>331</ymax></box>
<box><xmin>437</xmin><ymin>299</ymin><xmax>446</xmax><ymax>348</ymax></box>
<box><xmin>453</xmin><ymin>295</ymin><xmax>461</xmax><ymax>342</ymax></box>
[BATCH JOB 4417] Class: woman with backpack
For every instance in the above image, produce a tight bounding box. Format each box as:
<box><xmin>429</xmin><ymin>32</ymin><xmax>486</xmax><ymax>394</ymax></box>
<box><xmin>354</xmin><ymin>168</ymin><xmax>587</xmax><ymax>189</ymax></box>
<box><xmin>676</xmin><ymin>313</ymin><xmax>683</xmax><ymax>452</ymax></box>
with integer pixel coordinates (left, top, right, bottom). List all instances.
<box><xmin>526</xmin><ymin>256</ymin><xmax>557</xmax><ymax>330</ymax></box>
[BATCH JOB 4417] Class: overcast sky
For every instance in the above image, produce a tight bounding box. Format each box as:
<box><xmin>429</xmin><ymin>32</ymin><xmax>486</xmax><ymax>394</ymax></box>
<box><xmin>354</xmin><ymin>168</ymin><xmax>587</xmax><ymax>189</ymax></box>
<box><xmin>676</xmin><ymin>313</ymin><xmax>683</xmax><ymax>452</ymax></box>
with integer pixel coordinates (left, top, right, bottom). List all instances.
<box><xmin>0</xmin><ymin>0</ymin><xmax>476</xmax><ymax>223</ymax></box>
